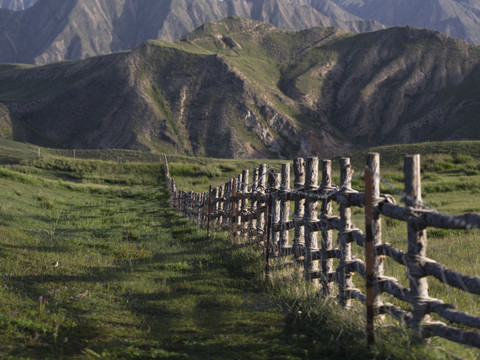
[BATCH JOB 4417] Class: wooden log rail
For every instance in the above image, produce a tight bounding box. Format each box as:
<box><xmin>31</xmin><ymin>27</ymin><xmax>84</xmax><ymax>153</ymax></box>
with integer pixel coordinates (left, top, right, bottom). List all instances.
<box><xmin>163</xmin><ymin>153</ymin><xmax>480</xmax><ymax>349</ymax></box>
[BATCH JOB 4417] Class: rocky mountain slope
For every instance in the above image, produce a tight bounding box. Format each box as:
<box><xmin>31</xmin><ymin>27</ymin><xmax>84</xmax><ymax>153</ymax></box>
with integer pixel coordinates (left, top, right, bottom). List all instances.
<box><xmin>0</xmin><ymin>0</ymin><xmax>381</xmax><ymax>65</ymax></box>
<box><xmin>2</xmin><ymin>0</ymin><xmax>480</xmax><ymax>66</ymax></box>
<box><xmin>0</xmin><ymin>0</ymin><xmax>37</xmax><ymax>10</ymax></box>
<box><xmin>0</xmin><ymin>0</ymin><xmax>381</xmax><ymax>64</ymax></box>
<box><xmin>332</xmin><ymin>0</ymin><xmax>480</xmax><ymax>46</ymax></box>
<box><xmin>0</xmin><ymin>17</ymin><xmax>479</xmax><ymax>158</ymax></box>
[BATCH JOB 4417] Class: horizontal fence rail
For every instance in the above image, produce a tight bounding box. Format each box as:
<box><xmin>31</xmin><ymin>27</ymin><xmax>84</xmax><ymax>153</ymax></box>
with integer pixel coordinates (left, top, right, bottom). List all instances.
<box><xmin>163</xmin><ymin>153</ymin><xmax>480</xmax><ymax>349</ymax></box>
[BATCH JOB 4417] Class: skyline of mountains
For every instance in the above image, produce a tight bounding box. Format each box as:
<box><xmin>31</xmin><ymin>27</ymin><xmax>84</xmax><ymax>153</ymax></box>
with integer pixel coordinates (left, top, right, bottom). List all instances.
<box><xmin>1</xmin><ymin>17</ymin><xmax>479</xmax><ymax>158</ymax></box>
<box><xmin>1</xmin><ymin>0</ymin><xmax>480</xmax><ymax>66</ymax></box>
<box><xmin>0</xmin><ymin>0</ymin><xmax>381</xmax><ymax>65</ymax></box>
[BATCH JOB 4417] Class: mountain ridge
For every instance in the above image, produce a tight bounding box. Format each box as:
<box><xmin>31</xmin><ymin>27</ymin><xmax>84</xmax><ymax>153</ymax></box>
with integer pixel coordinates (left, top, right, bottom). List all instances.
<box><xmin>0</xmin><ymin>0</ymin><xmax>382</xmax><ymax>65</ymax></box>
<box><xmin>332</xmin><ymin>0</ymin><xmax>480</xmax><ymax>46</ymax></box>
<box><xmin>0</xmin><ymin>17</ymin><xmax>479</xmax><ymax>158</ymax></box>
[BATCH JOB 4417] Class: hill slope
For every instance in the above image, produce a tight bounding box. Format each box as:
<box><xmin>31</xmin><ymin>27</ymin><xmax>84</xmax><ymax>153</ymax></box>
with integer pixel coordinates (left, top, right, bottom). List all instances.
<box><xmin>332</xmin><ymin>0</ymin><xmax>480</xmax><ymax>46</ymax></box>
<box><xmin>0</xmin><ymin>0</ymin><xmax>381</xmax><ymax>65</ymax></box>
<box><xmin>1</xmin><ymin>18</ymin><xmax>480</xmax><ymax>158</ymax></box>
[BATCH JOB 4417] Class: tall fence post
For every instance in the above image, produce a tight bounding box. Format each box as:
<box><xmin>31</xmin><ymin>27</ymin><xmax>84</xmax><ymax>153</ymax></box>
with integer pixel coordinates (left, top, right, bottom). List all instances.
<box><xmin>305</xmin><ymin>157</ymin><xmax>319</xmax><ymax>285</ymax></box>
<box><xmin>232</xmin><ymin>177</ymin><xmax>238</xmax><ymax>245</ymax></box>
<box><xmin>189</xmin><ymin>191</ymin><xmax>194</xmax><ymax>222</ymax></box>
<box><xmin>365</xmin><ymin>163</ymin><xmax>375</xmax><ymax>347</ymax></box>
<box><xmin>339</xmin><ymin>157</ymin><xmax>354</xmax><ymax>308</ymax></box>
<box><xmin>280</xmin><ymin>163</ymin><xmax>291</xmax><ymax>255</ymax></box>
<box><xmin>265</xmin><ymin>171</ymin><xmax>275</xmax><ymax>280</ymax></box>
<box><xmin>365</xmin><ymin>152</ymin><xmax>384</xmax><ymax>347</ymax></box>
<box><xmin>250</xmin><ymin>168</ymin><xmax>258</xmax><ymax>237</ymax></box>
<box><xmin>321</xmin><ymin>159</ymin><xmax>334</xmax><ymax>296</ymax></box>
<box><xmin>405</xmin><ymin>154</ymin><xmax>429</xmax><ymax>332</ymax></box>
<box><xmin>218</xmin><ymin>185</ymin><xmax>224</xmax><ymax>226</ymax></box>
<box><xmin>207</xmin><ymin>185</ymin><xmax>212</xmax><ymax>239</ymax></box>
<box><xmin>293</xmin><ymin>158</ymin><xmax>305</xmax><ymax>260</ymax></box>
<box><xmin>271</xmin><ymin>172</ymin><xmax>281</xmax><ymax>256</ymax></box>
<box><xmin>257</xmin><ymin>164</ymin><xmax>267</xmax><ymax>244</ymax></box>
<box><xmin>223</xmin><ymin>182</ymin><xmax>230</xmax><ymax>225</ymax></box>
<box><xmin>241</xmin><ymin>170</ymin><xmax>249</xmax><ymax>236</ymax></box>
<box><xmin>367</xmin><ymin>153</ymin><xmax>384</xmax><ymax>309</ymax></box>
<box><xmin>236</xmin><ymin>174</ymin><xmax>242</xmax><ymax>239</ymax></box>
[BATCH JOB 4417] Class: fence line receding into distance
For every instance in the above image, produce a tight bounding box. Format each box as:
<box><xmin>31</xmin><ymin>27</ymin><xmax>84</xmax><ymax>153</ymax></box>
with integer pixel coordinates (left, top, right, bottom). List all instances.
<box><xmin>163</xmin><ymin>153</ymin><xmax>480</xmax><ymax>349</ymax></box>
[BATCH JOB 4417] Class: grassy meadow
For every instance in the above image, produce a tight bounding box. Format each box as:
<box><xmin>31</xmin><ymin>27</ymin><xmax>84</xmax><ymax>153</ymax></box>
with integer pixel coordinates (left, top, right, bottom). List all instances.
<box><xmin>166</xmin><ymin>140</ymin><xmax>480</xmax><ymax>359</ymax></box>
<box><xmin>0</xmin><ymin>139</ymin><xmax>479</xmax><ymax>359</ymax></box>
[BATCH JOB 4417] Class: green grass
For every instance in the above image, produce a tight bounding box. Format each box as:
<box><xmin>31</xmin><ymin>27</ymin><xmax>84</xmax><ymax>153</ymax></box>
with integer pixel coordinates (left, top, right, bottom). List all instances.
<box><xmin>0</xmin><ymin>141</ymin><xmax>377</xmax><ymax>359</ymax></box>
<box><xmin>1</xmin><ymin>139</ymin><xmax>480</xmax><ymax>359</ymax></box>
<box><xmin>168</xmin><ymin>141</ymin><xmax>480</xmax><ymax>359</ymax></box>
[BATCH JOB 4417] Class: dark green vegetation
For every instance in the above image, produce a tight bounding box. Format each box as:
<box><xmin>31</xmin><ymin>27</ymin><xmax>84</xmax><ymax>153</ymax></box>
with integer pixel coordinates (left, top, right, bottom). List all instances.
<box><xmin>1</xmin><ymin>17</ymin><xmax>480</xmax><ymax>160</ymax></box>
<box><xmin>1</xmin><ymin>139</ymin><xmax>478</xmax><ymax>359</ymax></box>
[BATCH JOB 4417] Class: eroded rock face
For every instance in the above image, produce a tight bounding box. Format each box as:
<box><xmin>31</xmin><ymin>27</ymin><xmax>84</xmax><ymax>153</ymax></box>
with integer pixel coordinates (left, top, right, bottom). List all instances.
<box><xmin>332</xmin><ymin>0</ymin><xmax>480</xmax><ymax>46</ymax></box>
<box><xmin>0</xmin><ymin>0</ymin><xmax>381</xmax><ymax>65</ymax></box>
<box><xmin>0</xmin><ymin>0</ymin><xmax>38</xmax><ymax>11</ymax></box>
<box><xmin>0</xmin><ymin>18</ymin><xmax>479</xmax><ymax>158</ymax></box>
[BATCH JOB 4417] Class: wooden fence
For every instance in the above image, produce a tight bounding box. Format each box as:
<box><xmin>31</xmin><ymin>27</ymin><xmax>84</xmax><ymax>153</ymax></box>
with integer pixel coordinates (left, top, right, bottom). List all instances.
<box><xmin>163</xmin><ymin>153</ymin><xmax>480</xmax><ymax>349</ymax></box>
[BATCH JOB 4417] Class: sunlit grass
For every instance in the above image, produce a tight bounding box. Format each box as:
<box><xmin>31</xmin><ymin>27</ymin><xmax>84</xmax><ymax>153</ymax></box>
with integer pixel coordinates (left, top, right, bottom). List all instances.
<box><xmin>1</xmin><ymin>139</ymin><xmax>480</xmax><ymax>358</ymax></box>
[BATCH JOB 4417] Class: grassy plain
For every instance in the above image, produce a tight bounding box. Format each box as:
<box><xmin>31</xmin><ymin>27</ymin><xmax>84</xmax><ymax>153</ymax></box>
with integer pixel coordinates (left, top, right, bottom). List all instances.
<box><xmin>0</xmin><ymin>140</ymin><xmax>479</xmax><ymax>359</ymax></box>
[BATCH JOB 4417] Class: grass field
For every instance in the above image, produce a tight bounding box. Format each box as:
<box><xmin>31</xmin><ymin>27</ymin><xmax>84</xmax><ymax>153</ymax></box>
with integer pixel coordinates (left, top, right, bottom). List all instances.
<box><xmin>0</xmin><ymin>140</ymin><xmax>479</xmax><ymax>359</ymax></box>
<box><xmin>167</xmin><ymin>140</ymin><xmax>480</xmax><ymax>360</ymax></box>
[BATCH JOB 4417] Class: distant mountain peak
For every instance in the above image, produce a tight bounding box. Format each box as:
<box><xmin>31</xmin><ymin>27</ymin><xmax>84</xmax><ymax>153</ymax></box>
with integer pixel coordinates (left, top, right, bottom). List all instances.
<box><xmin>0</xmin><ymin>0</ymin><xmax>381</xmax><ymax>65</ymax></box>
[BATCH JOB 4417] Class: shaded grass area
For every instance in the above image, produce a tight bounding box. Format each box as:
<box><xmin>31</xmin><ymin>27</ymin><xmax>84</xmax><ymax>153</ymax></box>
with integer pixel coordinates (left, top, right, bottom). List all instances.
<box><xmin>0</xmin><ymin>142</ymin><xmax>360</xmax><ymax>359</ymax></box>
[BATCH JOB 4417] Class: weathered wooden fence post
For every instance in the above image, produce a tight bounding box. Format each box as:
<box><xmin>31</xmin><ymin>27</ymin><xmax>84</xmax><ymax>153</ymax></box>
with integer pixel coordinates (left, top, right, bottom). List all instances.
<box><xmin>271</xmin><ymin>172</ymin><xmax>281</xmax><ymax>256</ymax></box>
<box><xmin>280</xmin><ymin>163</ymin><xmax>291</xmax><ymax>255</ymax></box>
<box><xmin>199</xmin><ymin>192</ymin><xmax>203</xmax><ymax>225</ymax></box>
<box><xmin>321</xmin><ymin>159</ymin><xmax>335</xmax><ymax>296</ymax></box>
<box><xmin>194</xmin><ymin>193</ymin><xmax>198</xmax><ymax>224</ymax></box>
<box><xmin>232</xmin><ymin>177</ymin><xmax>238</xmax><ymax>245</ymax></box>
<box><xmin>241</xmin><ymin>170</ymin><xmax>249</xmax><ymax>236</ymax></box>
<box><xmin>293</xmin><ymin>158</ymin><xmax>305</xmax><ymax>260</ymax></box>
<box><xmin>207</xmin><ymin>186</ymin><xmax>212</xmax><ymax>238</ymax></box>
<box><xmin>222</xmin><ymin>182</ymin><xmax>230</xmax><ymax>225</ymax></box>
<box><xmin>235</xmin><ymin>174</ymin><xmax>242</xmax><ymax>239</ymax></box>
<box><xmin>228</xmin><ymin>178</ymin><xmax>234</xmax><ymax>226</ymax></box>
<box><xmin>265</xmin><ymin>171</ymin><xmax>275</xmax><ymax>280</ymax></box>
<box><xmin>217</xmin><ymin>185</ymin><xmax>224</xmax><ymax>226</ymax></box>
<box><xmin>197</xmin><ymin>193</ymin><xmax>202</xmax><ymax>226</ymax></box>
<box><xmin>339</xmin><ymin>157</ymin><xmax>354</xmax><ymax>308</ymax></box>
<box><xmin>367</xmin><ymin>152</ymin><xmax>384</xmax><ymax>308</ymax></box>
<box><xmin>257</xmin><ymin>164</ymin><xmax>267</xmax><ymax>244</ymax></box>
<box><xmin>201</xmin><ymin>192</ymin><xmax>206</xmax><ymax>227</ymax></box>
<box><xmin>365</xmin><ymin>152</ymin><xmax>384</xmax><ymax>346</ymax></box>
<box><xmin>250</xmin><ymin>168</ymin><xmax>259</xmax><ymax>237</ymax></box>
<box><xmin>365</xmin><ymin>161</ymin><xmax>375</xmax><ymax>347</ymax></box>
<box><xmin>405</xmin><ymin>154</ymin><xmax>429</xmax><ymax>331</ymax></box>
<box><xmin>189</xmin><ymin>191</ymin><xmax>194</xmax><ymax>222</ymax></box>
<box><xmin>305</xmin><ymin>157</ymin><xmax>319</xmax><ymax>285</ymax></box>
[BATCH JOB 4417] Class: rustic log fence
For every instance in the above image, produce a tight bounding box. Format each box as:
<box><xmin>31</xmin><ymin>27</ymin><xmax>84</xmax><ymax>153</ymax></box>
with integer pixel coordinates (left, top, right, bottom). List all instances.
<box><xmin>163</xmin><ymin>153</ymin><xmax>480</xmax><ymax>349</ymax></box>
